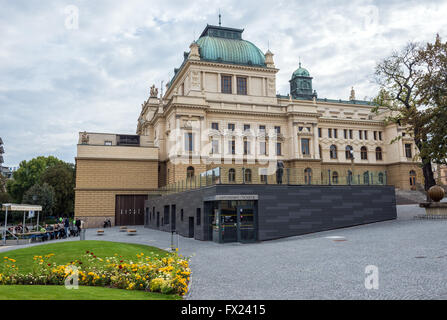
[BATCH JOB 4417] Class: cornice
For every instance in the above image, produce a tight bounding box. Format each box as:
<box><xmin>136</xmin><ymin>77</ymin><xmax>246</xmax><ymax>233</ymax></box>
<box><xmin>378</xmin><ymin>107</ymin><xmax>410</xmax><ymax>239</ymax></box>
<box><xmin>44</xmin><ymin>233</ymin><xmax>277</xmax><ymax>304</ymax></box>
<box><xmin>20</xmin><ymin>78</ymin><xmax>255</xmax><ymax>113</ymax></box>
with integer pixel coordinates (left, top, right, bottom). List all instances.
<box><xmin>318</xmin><ymin>117</ymin><xmax>385</xmax><ymax>126</ymax></box>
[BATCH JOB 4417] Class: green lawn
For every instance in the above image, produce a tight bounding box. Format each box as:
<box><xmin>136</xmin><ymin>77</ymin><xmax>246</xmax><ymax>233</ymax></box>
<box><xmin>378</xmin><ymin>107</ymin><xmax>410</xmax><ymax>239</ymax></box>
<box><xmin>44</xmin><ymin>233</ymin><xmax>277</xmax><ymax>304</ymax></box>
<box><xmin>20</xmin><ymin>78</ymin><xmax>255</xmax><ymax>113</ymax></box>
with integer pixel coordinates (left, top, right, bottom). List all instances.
<box><xmin>1</xmin><ymin>240</ymin><xmax>168</xmax><ymax>273</ymax></box>
<box><xmin>0</xmin><ymin>285</ymin><xmax>181</xmax><ymax>300</ymax></box>
<box><xmin>0</xmin><ymin>240</ymin><xmax>182</xmax><ymax>300</ymax></box>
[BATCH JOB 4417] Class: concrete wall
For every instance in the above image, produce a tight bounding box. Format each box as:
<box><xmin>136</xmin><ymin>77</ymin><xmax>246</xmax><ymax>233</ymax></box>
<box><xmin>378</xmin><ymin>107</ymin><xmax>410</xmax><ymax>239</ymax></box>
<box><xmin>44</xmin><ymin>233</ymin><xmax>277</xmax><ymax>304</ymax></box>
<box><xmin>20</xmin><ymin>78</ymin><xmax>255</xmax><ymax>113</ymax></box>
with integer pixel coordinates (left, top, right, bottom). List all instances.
<box><xmin>144</xmin><ymin>184</ymin><xmax>396</xmax><ymax>242</ymax></box>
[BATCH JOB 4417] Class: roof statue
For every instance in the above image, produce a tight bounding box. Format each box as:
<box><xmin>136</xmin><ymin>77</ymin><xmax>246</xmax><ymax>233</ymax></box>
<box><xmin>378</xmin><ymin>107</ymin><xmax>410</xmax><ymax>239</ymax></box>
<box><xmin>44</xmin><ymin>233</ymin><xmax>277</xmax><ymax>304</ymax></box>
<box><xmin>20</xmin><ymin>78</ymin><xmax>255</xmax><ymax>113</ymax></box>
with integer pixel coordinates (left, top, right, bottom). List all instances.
<box><xmin>81</xmin><ymin>131</ymin><xmax>89</xmax><ymax>145</ymax></box>
<box><xmin>150</xmin><ymin>84</ymin><xmax>158</xmax><ymax>98</ymax></box>
<box><xmin>350</xmin><ymin>87</ymin><xmax>356</xmax><ymax>101</ymax></box>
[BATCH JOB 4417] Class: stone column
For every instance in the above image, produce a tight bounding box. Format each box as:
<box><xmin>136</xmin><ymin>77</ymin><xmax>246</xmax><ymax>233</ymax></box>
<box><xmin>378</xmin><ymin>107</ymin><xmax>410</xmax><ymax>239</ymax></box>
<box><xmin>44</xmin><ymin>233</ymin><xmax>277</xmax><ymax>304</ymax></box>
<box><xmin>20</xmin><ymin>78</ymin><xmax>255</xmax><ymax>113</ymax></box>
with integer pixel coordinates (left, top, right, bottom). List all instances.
<box><xmin>313</xmin><ymin>123</ymin><xmax>319</xmax><ymax>159</ymax></box>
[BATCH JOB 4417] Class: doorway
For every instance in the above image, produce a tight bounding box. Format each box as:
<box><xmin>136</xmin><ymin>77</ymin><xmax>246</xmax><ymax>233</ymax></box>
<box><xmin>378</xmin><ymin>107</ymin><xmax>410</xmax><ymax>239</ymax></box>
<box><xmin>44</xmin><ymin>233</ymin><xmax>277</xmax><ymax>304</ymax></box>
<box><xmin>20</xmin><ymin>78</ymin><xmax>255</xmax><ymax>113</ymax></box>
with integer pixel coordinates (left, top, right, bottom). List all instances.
<box><xmin>188</xmin><ymin>217</ymin><xmax>194</xmax><ymax>238</ymax></box>
<box><xmin>115</xmin><ymin>195</ymin><xmax>147</xmax><ymax>226</ymax></box>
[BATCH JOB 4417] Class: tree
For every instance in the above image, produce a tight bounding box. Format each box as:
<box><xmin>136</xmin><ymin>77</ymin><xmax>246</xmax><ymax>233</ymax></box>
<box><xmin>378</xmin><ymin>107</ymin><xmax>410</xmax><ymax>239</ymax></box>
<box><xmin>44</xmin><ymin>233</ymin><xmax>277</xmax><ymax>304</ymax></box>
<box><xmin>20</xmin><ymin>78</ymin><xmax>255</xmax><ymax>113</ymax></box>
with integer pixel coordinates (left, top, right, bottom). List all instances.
<box><xmin>23</xmin><ymin>183</ymin><xmax>55</xmax><ymax>219</ymax></box>
<box><xmin>374</xmin><ymin>38</ymin><xmax>446</xmax><ymax>193</ymax></box>
<box><xmin>6</xmin><ymin>156</ymin><xmax>64</xmax><ymax>203</ymax></box>
<box><xmin>0</xmin><ymin>174</ymin><xmax>12</xmax><ymax>204</ymax></box>
<box><xmin>417</xmin><ymin>35</ymin><xmax>447</xmax><ymax>166</ymax></box>
<box><xmin>40</xmin><ymin>163</ymin><xmax>75</xmax><ymax>217</ymax></box>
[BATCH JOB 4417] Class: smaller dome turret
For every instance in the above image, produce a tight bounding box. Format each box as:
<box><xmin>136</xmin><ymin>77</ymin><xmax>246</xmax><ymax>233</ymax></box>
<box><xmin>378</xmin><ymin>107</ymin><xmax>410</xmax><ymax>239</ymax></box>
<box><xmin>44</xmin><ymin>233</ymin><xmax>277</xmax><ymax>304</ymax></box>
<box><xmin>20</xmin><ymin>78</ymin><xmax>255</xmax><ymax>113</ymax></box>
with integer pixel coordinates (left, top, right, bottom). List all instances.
<box><xmin>292</xmin><ymin>62</ymin><xmax>310</xmax><ymax>77</ymax></box>
<box><xmin>289</xmin><ymin>62</ymin><xmax>317</xmax><ymax>100</ymax></box>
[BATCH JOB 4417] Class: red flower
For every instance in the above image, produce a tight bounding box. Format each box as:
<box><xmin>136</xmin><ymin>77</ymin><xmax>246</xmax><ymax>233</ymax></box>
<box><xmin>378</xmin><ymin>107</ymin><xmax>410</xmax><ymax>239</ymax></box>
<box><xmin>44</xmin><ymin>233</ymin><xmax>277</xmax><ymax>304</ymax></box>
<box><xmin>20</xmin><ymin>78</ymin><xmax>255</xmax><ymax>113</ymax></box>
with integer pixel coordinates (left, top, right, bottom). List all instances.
<box><xmin>120</xmin><ymin>260</ymin><xmax>123</xmax><ymax>263</ymax></box>
<box><xmin>86</xmin><ymin>251</ymin><xmax>89</xmax><ymax>253</ymax></box>
<box><xmin>48</xmin><ymin>263</ymin><xmax>51</xmax><ymax>266</ymax></box>
<box><xmin>118</xmin><ymin>265</ymin><xmax>123</xmax><ymax>269</ymax></box>
<box><xmin>93</xmin><ymin>256</ymin><xmax>96</xmax><ymax>258</ymax></box>
<box><xmin>90</xmin><ymin>253</ymin><xmax>94</xmax><ymax>256</ymax></box>
<box><xmin>78</xmin><ymin>261</ymin><xmax>83</xmax><ymax>265</ymax></box>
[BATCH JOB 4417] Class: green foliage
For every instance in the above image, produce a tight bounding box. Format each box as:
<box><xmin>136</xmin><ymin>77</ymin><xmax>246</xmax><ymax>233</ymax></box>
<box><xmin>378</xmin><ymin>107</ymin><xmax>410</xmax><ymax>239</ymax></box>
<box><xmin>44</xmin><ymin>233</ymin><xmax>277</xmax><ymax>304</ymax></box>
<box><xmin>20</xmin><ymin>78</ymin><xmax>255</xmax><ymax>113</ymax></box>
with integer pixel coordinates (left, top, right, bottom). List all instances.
<box><xmin>6</xmin><ymin>156</ymin><xmax>64</xmax><ymax>203</ymax></box>
<box><xmin>374</xmin><ymin>36</ymin><xmax>447</xmax><ymax>190</ymax></box>
<box><xmin>22</xmin><ymin>183</ymin><xmax>55</xmax><ymax>218</ymax></box>
<box><xmin>40</xmin><ymin>163</ymin><xmax>75</xmax><ymax>216</ymax></box>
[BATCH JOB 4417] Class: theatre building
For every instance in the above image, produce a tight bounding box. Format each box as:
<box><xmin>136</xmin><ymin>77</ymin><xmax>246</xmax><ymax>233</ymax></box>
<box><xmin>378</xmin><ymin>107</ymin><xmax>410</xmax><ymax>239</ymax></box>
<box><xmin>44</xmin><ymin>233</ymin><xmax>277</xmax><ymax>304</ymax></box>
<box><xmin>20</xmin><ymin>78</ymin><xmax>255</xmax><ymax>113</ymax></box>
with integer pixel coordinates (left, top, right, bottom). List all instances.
<box><xmin>74</xmin><ymin>24</ymin><xmax>419</xmax><ymax>239</ymax></box>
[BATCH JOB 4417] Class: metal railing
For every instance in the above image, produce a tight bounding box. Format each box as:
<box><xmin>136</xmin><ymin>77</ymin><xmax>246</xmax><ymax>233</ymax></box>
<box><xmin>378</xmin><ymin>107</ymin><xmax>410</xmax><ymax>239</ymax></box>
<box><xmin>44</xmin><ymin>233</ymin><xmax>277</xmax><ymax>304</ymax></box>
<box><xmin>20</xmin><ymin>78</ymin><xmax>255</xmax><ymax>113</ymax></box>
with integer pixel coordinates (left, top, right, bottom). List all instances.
<box><xmin>158</xmin><ymin>167</ymin><xmax>388</xmax><ymax>195</ymax></box>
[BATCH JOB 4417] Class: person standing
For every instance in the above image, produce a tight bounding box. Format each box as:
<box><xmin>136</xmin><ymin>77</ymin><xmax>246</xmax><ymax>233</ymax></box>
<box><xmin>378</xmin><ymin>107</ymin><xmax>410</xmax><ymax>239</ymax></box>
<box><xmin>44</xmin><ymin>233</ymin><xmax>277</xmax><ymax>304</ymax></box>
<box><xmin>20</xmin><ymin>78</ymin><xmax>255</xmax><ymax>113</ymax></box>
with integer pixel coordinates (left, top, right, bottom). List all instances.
<box><xmin>64</xmin><ymin>217</ymin><xmax>70</xmax><ymax>238</ymax></box>
<box><xmin>75</xmin><ymin>218</ymin><xmax>81</xmax><ymax>236</ymax></box>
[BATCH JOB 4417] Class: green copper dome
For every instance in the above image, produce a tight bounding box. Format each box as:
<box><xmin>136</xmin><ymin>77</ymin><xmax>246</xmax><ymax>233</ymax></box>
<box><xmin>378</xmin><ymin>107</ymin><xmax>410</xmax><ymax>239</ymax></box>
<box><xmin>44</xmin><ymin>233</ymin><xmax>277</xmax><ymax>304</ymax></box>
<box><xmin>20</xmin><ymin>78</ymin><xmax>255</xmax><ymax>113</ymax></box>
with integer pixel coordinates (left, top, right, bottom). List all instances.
<box><xmin>196</xmin><ymin>25</ymin><xmax>266</xmax><ymax>67</ymax></box>
<box><xmin>292</xmin><ymin>63</ymin><xmax>310</xmax><ymax>78</ymax></box>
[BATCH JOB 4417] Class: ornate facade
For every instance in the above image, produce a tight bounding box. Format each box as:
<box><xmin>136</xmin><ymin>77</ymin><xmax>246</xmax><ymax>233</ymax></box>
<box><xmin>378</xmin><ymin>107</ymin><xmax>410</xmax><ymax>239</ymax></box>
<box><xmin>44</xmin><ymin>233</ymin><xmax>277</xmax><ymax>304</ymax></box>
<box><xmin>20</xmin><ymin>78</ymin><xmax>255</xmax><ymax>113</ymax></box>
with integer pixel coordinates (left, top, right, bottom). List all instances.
<box><xmin>136</xmin><ymin>24</ymin><xmax>422</xmax><ymax>190</ymax></box>
<box><xmin>75</xmin><ymin>24</ymin><xmax>423</xmax><ymax>227</ymax></box>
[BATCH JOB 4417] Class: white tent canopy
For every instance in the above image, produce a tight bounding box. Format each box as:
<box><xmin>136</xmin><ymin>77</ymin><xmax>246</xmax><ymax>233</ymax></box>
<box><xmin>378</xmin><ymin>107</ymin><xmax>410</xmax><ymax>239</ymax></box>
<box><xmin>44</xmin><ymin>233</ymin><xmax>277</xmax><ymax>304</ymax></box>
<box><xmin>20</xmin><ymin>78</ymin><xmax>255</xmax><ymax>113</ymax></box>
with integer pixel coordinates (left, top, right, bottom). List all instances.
<box><xmin>2</xmin><ymin>203</ymin><xmax>43</xmax><ymax>245</ymax></box>
<box><xmin>1</xmin><ymin>204</ymin><xmax>42</xmax><ymax>211</ymax></box>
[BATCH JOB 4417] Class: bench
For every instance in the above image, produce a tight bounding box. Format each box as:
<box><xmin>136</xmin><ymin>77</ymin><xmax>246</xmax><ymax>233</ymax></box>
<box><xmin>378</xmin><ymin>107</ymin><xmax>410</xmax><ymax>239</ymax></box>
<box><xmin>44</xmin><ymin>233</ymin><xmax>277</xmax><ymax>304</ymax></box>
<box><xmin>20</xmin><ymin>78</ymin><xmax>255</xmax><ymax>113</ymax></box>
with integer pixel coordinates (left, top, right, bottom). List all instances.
<box><xmin>119</xmin><ymin>226</ymin><xmax>128</xmax><ymax>232</ymax></box>
<box><xmin>127</xmin><ymin>229</ymin><xmax>137</xmax><ymax>235</ymax></box>
<box><xmin>97</xmin><ymin>229</ymin><xmax>105</xmax><ymax>236</ymax></box>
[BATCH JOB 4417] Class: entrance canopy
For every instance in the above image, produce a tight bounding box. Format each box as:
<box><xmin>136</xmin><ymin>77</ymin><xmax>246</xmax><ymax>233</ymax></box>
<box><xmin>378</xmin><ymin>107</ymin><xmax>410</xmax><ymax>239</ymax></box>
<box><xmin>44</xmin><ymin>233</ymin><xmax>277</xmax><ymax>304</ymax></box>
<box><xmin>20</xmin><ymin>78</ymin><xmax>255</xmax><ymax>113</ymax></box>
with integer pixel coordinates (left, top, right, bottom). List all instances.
<box><xmin>1</xmin><ymin>204</ymin><xmax>42</xmax><ymax>211</ymax></box>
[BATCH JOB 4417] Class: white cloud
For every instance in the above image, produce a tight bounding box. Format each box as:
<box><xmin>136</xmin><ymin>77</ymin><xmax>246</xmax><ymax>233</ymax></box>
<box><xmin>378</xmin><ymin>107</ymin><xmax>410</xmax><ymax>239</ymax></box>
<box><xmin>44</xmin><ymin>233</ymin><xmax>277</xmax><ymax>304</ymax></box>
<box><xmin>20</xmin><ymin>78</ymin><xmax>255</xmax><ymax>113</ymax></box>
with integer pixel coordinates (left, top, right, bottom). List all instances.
<box><xmin>1</xmin><ymin>0</ymin><xmax>446</xmax><ymax>166</ymax></box>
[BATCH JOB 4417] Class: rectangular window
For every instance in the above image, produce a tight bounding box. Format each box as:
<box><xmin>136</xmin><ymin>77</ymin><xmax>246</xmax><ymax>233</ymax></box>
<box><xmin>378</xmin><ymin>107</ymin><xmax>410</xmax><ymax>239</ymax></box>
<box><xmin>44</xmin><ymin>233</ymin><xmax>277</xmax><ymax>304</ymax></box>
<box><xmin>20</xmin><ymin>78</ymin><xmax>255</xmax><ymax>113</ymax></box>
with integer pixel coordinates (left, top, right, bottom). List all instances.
<box><xmin>117</xmin><ymin>135</ymin><xmax>140</xmax><ymax>146</ymax></box>
<box><xmin>318</xmin><ymin>128</ymin><xmax>322</xmax><ymax>138</ymax></box>
<box><xmin>211</xmin><ymin>122</ymin><xmax>219</xmax><ymax>130</ymax></box>
<box><xmin>185</xmin><ymin>132</ymin><xmax>193</xmax><ymax>152</ymax></box>
<box><xmin>334</xmin><ymin>129</ymin><xmax>338</xmax><ymax>139</ymax></box>
<box><xmin>228</xmin><ymin>123</ymin><xmax>235</xmax><ymax>131</ymax></box>
<box><xmin>364</xmin><ymin>130</ymin><xmax>368</xmax><ymax>140</ymax></box>
<box><xmin>244</xmin><ymin>124</ymin><xmax>250</xmax><ymax>131</ymax></box>
<box><xmin>164</xmin><ymin>206</ymin><xmax>169</xmax><ymax>225</ymax></box>
<box><xmin>259</xmin><ymin>125</ymin><xmax>266</xmax><ymax>133</ymax></box>
<box><xmin>301</xmin><ymin>138</ymin><xmax>310</xmax><ymax>155</ymax></box>
<box><xmin>374</xmin><ymin>131</ymin><xmax>377</xmax><ymax>140</ymax></box>
<box><xmin>229</xmin><ymin>140</ymin><xmax>235</xmax><ymax>155</ymax></box>
<box><xmin>379</xmin><ymin>132</ymin><xmax>382</xmax><ymax>140</ymax></box>
<box><xmin>237</xmin><ymin>77</ymin><xmax>247</xmax><ymax>95</ymax></box>
<box><xmin>344</xmin><ymin>129</ymin><xmax>347</xmax><ymax>139</ymax></box>
<box><xmin>196</xmin><ymin>208</ymin><xmax>201</xmax><ymax>226</ymax></box>
<box><xmin>244</xmin><ymin>140</ymin><xmax>250</xmax><ymax>155</ymax></box>
<box><xmin>260</xmin><ymin>141</ymin><xmax>266</xmax><ymax>155</ymax></box>
<box><xmin>276</xmin><ymin>142</ymin><xmax>282</xmax><ymax>156</ymax></box>
<box><xmin>359</xmin><ymin>130</ymin><xmax>363</xmax><ymax>140</ymax></box>
<box><xmin>349</xmin><ymin>129</ymin><xmax>353</xmax><ymax>139</ymax></box>
<box><xmin>221</xmin><ymin>75</ymin><xmax>232</xmax><ymax>94</ymax></box>
<box><xmin>405</xmin><ymin>144</ymin><xmax>412</xmax><ymax>158</ymax></box>
<box><xmin>274</xmin><ymin>126</ymin><xmax>281</xmax><ymax>134</ymax></box>
<box><xmin>328</xmin><ymin>129</ymin><xmax>332</xmax><ymax>138</ymax></box>
<box><xmin>211</xmin><ymin>140</ymin><xmax>219</xmax><ymax>154</ymax></box>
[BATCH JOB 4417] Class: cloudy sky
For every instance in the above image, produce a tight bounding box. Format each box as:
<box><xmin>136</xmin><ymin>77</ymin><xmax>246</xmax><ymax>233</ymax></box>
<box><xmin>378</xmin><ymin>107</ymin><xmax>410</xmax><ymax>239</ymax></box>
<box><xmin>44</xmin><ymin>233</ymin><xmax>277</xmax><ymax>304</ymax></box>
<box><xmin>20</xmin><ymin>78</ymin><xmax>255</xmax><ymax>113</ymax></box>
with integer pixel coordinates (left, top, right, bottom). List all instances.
<box><xmin>1</xmin><ymin>0</ymin><xmax>446</xmax><ymax>166</ymax></box>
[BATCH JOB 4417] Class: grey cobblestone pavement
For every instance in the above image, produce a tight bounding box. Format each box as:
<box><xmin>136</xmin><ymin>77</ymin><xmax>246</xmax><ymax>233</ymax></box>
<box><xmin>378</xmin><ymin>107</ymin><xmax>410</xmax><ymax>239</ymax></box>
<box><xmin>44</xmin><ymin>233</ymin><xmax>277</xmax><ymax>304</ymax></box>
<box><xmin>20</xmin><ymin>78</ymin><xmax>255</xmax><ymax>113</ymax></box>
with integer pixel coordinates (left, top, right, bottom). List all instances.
<box><xmin>1</xmin><ymin>204</ymin><xmax>447</xmax><ymax>299</ymax></box>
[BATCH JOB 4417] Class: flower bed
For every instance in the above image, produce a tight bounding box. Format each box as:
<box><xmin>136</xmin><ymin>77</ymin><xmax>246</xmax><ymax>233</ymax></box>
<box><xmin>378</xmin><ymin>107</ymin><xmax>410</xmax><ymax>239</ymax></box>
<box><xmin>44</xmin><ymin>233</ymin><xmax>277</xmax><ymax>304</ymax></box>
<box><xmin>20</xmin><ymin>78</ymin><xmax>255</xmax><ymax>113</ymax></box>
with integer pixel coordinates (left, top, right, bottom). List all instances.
<box><xmin>0</xmin><ymin>250</ymin><xmax>190</xmax><ymax>296</ymax></box>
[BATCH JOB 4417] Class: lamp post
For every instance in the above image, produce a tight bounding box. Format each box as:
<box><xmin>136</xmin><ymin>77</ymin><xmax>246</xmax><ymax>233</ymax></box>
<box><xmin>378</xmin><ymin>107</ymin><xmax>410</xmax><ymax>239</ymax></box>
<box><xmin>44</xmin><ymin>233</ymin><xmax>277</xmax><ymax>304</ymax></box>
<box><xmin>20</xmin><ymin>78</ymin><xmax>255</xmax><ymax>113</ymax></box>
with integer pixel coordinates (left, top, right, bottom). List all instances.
<box><xmin>33</xmin><ymin>195</ymin><xmax>40</xmax><ymax>231</ymax></box>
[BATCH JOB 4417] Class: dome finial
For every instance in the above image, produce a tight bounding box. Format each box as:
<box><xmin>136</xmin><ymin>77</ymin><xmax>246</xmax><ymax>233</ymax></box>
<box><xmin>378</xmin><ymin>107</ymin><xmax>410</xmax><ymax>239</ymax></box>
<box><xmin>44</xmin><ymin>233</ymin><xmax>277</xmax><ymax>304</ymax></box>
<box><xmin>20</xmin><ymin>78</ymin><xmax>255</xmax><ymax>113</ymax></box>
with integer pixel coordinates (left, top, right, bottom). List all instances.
<box><xmin>299</xmin><ymin>56</ymin><xmax>301</xmax><ymax>68</ymax></box>
<box><xmin>218</xmin><ymin>9</ymin><xmax>222</xmax><ymax>26</ymax></box>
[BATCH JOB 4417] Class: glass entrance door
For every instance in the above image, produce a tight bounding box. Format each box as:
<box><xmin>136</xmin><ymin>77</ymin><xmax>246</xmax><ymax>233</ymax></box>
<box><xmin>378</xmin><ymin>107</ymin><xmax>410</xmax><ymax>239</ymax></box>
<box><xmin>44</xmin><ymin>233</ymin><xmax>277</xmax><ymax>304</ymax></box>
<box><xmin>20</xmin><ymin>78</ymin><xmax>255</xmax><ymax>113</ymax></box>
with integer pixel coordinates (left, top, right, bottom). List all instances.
<box><xmin>220</xmin><ymin>207</ymin><xmax>237</xmax><ymax>242</ymax></box>
<box><xmin>237</xmin><ymin>206</ymin><xmax>256</xmax><ymax>243</ymax></box>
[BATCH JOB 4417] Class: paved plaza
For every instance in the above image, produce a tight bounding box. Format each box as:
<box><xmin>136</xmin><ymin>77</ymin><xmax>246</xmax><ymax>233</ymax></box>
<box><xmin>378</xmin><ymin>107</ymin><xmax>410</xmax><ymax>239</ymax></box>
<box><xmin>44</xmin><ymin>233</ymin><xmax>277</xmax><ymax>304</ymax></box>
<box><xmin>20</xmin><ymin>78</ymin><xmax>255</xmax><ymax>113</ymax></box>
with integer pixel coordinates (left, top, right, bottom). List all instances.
<box><xmin>1</xmin><ymin>204</ymin><xmax>447</xmax><ymax>299</ymax></box>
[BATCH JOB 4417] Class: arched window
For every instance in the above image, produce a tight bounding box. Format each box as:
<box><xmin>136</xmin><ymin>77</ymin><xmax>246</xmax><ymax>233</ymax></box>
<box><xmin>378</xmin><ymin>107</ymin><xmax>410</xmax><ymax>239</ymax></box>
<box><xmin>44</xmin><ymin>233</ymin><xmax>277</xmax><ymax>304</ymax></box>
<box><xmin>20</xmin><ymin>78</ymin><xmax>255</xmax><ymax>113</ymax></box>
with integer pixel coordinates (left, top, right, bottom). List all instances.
<box><xmin>378</xmin><ymin>172</ymin><xmax>384</xmax><ymax>184</ymax></box>
<box><xmin>228</xmin><ymin>168</ymin><xmax>236</xmax><ymax>182</ymax></box>
<box><xmin>332</xmin><ymin>171</ymin><xmax>339</xmax><ymax>184</ymax></box>
<box><xmin>361</xmin><ymin>146</ymin><xmax>368</xmax><ymax>160</ymax></box>
<box><xmin>345</xmin><ymin>145</ymin><xmax>353</xmax><ymax>160</ymax></box>
<box><xmin>330</xmin><ymin>145</ymin><xmax>337</xmax><ymax>159</ymax></box>
<box><xmin>304</xmin><ymin>168</ymin><xmax>312</xmax><ymax>185</ymax></box>
<box><xmin>375</xmin><ymin>147</ymin><xmax>382</xmax><ymax>161</ymax></box>
<box><xmin>363</xmin><ymin>171</ymin><xmax>370</xmax><ymax>184</ymax></box>
<box><xmin>186</xmin><ymin>166</ymin><xmax>194</xmax><ymax>179</ymax></box>
<box><xmin>244</xmin><ymin>168</ymin><xmax>252</xmax><ymax>183</ymax></box>
<box><xmin>409</xmin><ymin>170</ymin><xmax>416</xmax><ymax>187</ymax></box>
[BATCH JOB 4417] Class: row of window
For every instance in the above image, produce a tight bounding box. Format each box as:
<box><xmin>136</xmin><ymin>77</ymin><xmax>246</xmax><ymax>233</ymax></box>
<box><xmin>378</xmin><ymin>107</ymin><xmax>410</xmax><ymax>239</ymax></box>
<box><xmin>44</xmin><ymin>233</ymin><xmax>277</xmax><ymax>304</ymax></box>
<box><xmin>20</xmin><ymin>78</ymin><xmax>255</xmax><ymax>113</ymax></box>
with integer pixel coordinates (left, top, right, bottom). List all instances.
<box><xmin>327</xmin><ymin>145</ymin><xmax>383</xmax><ymax>161</ymax></box>
<box><xmin>148</xmin><ymin>205</ymin><xmax>201</xmax><ymax>227</ymax></box>
<box><xmin>211</xmin><ymin>122</ymin><xmax>281</xmax><ymax>133</ymax></box>
<box><xmin>185</xmin><ymin>166</ymin><xmax>416</xmax><ymax>186</ymax></box>
<box><xmin>210</xmin><ymin>140</ymin><xmax>282</xmax><ymax>156</ymax></box>
<box><xmin>221</xmin><ymin>75</ymin><xmax>247</xmax><ymax>95</ymax></box>
<box><xmin>318</xmin><ymin>128</ymin><xmax>383</xmax><ymax>141</ymax></box>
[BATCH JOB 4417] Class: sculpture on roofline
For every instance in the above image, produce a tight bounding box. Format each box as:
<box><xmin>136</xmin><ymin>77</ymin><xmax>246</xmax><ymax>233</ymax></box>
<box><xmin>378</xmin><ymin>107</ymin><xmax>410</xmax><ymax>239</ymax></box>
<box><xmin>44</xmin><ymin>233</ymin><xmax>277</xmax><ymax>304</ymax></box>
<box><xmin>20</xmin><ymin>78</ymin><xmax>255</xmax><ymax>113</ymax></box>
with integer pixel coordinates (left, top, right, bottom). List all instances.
<box><xmin>150</xmin><ymin>84</ymin><xmax>158</xmax><ymax>98</ymax></box>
